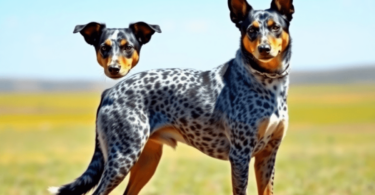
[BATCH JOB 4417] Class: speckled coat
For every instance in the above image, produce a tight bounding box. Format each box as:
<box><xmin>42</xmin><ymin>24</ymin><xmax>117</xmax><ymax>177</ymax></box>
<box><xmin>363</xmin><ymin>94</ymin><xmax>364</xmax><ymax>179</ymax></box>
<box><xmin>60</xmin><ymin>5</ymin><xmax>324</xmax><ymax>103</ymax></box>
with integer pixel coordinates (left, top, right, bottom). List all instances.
<box><xmin>79</xmin><ymin>49</ymin><xmax>289</xmax><ymax>195</ymax></box>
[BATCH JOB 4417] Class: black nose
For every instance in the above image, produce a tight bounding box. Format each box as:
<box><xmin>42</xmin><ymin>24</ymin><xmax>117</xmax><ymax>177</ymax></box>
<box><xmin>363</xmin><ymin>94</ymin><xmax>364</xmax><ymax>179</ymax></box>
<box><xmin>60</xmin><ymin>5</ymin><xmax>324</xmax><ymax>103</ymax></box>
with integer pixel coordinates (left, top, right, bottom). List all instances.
<box><xmin>258</xmin><ymin>44</ymin><xmax>271</xmax><ymax>54</ymax></box>
<box><xmin>108</xmin><ymin>65</ymin><xmax>120</xmax><ymax>75</ymax></box>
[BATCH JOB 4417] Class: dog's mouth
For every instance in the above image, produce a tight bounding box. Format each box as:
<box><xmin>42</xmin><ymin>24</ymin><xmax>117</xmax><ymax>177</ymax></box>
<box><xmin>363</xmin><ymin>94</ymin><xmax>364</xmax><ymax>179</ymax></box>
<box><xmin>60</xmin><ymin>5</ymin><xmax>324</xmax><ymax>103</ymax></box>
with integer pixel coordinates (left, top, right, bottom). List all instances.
<box><xmin>256</xmin><ymin>50</ymin><xmax>280</xmax><ymax>62</ymax></box>
<box><xmin>104</xmin><ymin>67</ymin><xmax>131</xmax><ymax>79</ymax></box>
<box><xmin>105</xmin><ymin>71</ymin><xmax>126</xmax><ymax>79</ymax></box>
<box><xmin>258</xmin><ymin>55</ymin><xmax>273</xmax><ymax>60</ymax></box>
<box><xmin>106</xmin><ymin>73</ymin><xmax>123</xmax><ymax>79</ymax></box>
<box><xmin>256</xmin><ymin>55</ymin><xmax>275</xmax><ymax>62</ymax></box>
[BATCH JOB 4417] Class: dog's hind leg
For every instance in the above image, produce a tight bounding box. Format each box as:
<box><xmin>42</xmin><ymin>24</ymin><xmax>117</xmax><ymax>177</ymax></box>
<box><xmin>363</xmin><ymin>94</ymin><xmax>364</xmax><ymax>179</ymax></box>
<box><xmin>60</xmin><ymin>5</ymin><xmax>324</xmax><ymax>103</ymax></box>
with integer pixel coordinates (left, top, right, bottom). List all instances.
<box><xmin>124</xmin><ymin>140</ymin><xmax>163</xmax><ymax>195</ymax></box>
<box><xmin>92</xmin><ymin>135</ymin><xmax>147</xmax><ymax>195</ymax></box>
<box><xmin>92</xmin><ymin>117</ymin><xmax>150</xmax><ymax>195</ymax></box>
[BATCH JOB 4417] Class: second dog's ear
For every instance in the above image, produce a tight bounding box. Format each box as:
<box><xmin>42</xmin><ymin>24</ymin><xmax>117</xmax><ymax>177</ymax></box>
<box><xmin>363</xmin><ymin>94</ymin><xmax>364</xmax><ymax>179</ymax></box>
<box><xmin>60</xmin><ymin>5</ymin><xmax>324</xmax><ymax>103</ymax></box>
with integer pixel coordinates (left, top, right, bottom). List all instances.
<box><xmin>73</xmin><ymin>22</ymin><xmax>106</xmax><ymax>45</ymax></box>
<box><xmin>270</xmin><ymin>0</ymin><xmax>295</xmax><ymax>21</ymax></box>
<box><xmin>129</xmin><ymin>22</ymin><xmax>161</xmax><ymax>44</ymax></box>
<box><xmin>228</xmin><ymin>0</ymin><xmax>252</xmax><ymax>27</ymax></box>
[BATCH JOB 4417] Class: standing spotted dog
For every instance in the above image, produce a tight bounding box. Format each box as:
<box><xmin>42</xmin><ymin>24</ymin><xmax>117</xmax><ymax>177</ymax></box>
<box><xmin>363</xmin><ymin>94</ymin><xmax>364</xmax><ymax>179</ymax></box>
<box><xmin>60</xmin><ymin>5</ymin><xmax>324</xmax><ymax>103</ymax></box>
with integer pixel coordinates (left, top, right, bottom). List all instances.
<box><xmin>49</xmin><ymin>0</ymin><xmax>295</xmax><ymax>194</ymax></box>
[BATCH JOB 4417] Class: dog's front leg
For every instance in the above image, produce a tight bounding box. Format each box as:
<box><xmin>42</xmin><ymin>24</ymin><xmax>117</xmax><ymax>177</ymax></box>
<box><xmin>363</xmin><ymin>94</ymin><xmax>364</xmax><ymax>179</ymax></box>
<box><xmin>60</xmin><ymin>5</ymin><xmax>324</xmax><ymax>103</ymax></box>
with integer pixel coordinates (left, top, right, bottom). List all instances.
<box><xmin>254</xmin><ymin>121</ymin><xmax>286</xmax><ymax>195</ymax></box>
<box><xmin>229</xmin><ymin>147</ymin><xmax>251</xmax><ymax>195</ymax></box>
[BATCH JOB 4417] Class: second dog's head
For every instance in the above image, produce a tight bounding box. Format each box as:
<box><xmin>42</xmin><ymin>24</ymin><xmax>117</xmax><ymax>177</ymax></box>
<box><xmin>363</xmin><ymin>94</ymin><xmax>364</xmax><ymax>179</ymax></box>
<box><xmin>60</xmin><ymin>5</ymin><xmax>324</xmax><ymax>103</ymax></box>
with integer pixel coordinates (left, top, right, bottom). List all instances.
<box><xmin>74</xmin><ymin>22</ymin><xmax>161</xmax><ymax>79</ymax></box>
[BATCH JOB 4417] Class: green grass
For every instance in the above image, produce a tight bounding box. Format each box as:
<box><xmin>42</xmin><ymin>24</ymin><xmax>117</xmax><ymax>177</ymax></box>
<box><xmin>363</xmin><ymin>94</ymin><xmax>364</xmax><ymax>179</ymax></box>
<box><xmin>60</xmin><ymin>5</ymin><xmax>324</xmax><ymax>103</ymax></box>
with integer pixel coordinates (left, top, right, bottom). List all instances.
<box><xmin>288</xmin><ymin>84</ymin><xmax>375</xmax><ymax>124</ymax></box>
<box><xmin>0</xmin><ymin>84</ymin><xmax>374</xmax><ymax>195</ymax></box>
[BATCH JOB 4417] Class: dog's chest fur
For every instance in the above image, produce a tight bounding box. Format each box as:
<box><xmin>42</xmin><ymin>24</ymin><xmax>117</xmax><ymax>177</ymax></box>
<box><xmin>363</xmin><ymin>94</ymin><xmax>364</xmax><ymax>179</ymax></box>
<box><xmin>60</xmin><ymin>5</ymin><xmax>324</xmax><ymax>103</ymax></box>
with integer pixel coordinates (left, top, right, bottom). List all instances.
<box><xmin>101</xmin><ymin>50</ymin><xmax>288</xmax><ymax>160</ymax></box>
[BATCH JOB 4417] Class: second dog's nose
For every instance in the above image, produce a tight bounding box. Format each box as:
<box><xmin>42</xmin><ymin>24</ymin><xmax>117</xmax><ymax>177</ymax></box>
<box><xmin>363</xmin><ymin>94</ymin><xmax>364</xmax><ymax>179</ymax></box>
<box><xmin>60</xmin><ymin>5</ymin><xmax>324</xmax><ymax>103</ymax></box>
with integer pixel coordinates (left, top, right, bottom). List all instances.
<box><xmin>258</xmin><ymin>44</ymin><xmax>271</xmax><ymax>54</ymax></box>
<box><xmin>108</xmin><ymin>65</ymin><xmax>120</xmax><ymax>74</ymax></box>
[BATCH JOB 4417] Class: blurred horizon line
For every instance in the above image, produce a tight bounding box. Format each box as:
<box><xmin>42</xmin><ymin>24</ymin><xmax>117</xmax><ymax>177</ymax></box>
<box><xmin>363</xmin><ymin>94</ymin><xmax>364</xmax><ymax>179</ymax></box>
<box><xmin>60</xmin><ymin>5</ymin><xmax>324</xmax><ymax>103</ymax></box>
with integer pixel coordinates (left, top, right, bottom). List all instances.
<box><xmin>1</xmin><ymin>65</ymin><xmax>375</xmax><ymax>93</ymax></box>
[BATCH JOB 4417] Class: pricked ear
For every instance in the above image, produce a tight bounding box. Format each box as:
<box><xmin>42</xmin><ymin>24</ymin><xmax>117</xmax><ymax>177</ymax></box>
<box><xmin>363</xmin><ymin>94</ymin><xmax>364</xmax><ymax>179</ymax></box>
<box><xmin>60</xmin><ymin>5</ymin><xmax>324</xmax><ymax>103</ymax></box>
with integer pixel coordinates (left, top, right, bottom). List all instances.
<box><xmin>129</xmin><ymin>22</ymin><xmax>161</xmax><ymax>44</ymax></box>
<box><xmin>73</xmin><ymin>22</ymin><xmax>106</xmax><ymax>45</ymax></box>
<box><xmin>270</xmin><ymin>0</ymin><xmax>295</xmax><ymax>21</ymax></box>
<box><xmin>228</xmin><ymin>0</ymin><xmax>252</xmax><ymax>27</ymax></box>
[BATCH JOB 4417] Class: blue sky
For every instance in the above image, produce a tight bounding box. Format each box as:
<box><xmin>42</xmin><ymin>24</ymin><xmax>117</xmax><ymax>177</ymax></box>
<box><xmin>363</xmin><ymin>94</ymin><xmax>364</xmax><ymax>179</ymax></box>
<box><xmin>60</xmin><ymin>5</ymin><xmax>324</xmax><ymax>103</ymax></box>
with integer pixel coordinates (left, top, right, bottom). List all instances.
<box><xmin>1</xmin><ymin>0</ymin><xmax>374</xmax><ymax>81</ymax></box>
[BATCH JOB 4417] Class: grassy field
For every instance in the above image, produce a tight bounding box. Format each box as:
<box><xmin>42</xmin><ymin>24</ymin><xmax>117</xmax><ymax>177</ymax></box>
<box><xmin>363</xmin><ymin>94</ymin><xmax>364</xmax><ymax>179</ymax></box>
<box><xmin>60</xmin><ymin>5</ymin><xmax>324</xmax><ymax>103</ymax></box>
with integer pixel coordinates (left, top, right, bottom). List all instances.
<box><xmin>0</xmin><ymin>84</ymin><xmax>375</xmax><ymax>195</ymax></box>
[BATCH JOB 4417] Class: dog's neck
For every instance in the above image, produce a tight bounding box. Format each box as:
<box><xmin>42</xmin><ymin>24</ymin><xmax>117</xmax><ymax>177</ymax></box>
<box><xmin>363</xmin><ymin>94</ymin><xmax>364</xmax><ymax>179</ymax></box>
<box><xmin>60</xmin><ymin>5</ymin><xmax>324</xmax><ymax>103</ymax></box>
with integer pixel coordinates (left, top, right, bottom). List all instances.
<box><xmin>232</xmin><ymin>50</ymin><xmax>290</xmax><ymax>91</ymax></box>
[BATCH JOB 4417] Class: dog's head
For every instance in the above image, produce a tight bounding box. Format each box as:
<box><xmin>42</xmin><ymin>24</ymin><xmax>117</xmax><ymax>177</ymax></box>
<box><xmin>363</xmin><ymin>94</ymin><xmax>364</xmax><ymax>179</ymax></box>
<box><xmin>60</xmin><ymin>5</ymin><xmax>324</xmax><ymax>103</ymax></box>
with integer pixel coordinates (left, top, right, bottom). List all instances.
<box><xmin>228</xmin><ymin>0</ymin><xmax>294</xmax><ymax>72</ymax></box>
<box><xmin>74</xmin><ymin>22</ymin><xmax>161</xmax><ymax>79</ymax></box>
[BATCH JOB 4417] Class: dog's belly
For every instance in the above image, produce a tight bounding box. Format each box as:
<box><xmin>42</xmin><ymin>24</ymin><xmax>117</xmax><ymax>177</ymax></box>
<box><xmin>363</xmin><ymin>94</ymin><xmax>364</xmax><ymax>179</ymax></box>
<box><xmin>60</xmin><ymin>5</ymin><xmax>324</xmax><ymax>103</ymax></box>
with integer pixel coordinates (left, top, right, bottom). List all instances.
<box><xmin>150</xmin><ymin>125</ymin><xmax>230</xmax><ymax>160</ymax></box>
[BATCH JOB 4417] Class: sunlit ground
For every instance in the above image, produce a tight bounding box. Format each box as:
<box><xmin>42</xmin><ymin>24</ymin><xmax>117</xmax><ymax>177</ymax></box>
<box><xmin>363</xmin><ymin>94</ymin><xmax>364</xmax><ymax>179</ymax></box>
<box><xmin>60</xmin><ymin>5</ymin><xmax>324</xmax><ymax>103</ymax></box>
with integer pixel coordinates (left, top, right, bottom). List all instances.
<box><xmin>0</xmin><ymin>84</ymin><xmax>374</xmax><ymax>195</ymax></box>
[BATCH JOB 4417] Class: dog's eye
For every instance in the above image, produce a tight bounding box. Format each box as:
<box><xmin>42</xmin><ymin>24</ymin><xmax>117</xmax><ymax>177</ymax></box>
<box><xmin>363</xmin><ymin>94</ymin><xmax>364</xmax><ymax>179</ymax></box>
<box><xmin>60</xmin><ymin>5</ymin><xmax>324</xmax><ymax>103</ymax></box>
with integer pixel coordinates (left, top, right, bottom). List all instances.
<box><xmin>271</xmin><ymin>25</ymin><xmax>281</xmax><ymax>32</ymax></box>
<box><xmin>101</xmin><ymin>46</ymin><xmax>110</xmax><ymax>52</ymax></box>
<box><xmin>124</xmin><ymin>45</ymin><xmax>133</xmax><ymax>51</ymax></box>
<box><xmin>248</xmin><ymin>27</ymin><xmax>257</xmax><ymax>33</ymax></box>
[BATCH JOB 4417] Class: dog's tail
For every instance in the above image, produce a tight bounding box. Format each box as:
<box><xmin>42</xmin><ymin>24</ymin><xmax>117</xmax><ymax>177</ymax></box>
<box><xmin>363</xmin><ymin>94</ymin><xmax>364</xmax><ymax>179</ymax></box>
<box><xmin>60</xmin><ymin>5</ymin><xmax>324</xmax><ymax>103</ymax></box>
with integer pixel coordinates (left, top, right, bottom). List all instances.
<box><xmin>48</xmin><ymin>133</ymin><xmax>104</xmax><ymax>195</ymax></box>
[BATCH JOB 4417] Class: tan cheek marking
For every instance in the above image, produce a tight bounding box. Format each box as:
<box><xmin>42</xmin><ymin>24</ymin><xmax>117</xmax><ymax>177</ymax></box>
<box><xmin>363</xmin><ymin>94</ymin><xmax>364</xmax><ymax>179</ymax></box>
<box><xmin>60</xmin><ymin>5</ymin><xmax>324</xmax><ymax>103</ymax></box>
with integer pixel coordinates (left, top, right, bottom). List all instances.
<box><xmin>104</xmin><ymin>39</ymin><xmax>112</xmax><ymax>46</ymax></box>
<box><xmin>268</xmin><ymin>35</ymin><xmax>282</xmax><ymax>53</ymax></box>
<box><xmin>96</xmin><ymin>51</ymin><xmax>111</xmax><ymax>68</ymax></box>
<box><xmin>118</xmin><ymin>55</ymin><xmax>132</xmax><ymax>74</ymax></box>
<box><xmin>131</xmin><ymin>51</ymin><xmax>139</xmax><ymax>68</ymax></box>
<box><xmin>120</xmin><ymin>39</ymin><xmax>127</xmax><ymax>46</ymax></box>
<box><xmin>281</xmin><ymin>31</ymin><xmax>290</xmax><ymax>51</ymax></box>
<box><xmin>116</xmin><ymin>51</ymin><xmax>140</xmax><ymax>75</ymax></box>
<box><xmin>242</xmin><ymin>36</ymin><xmax>258</xmax><ymax>54</ymax></box>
